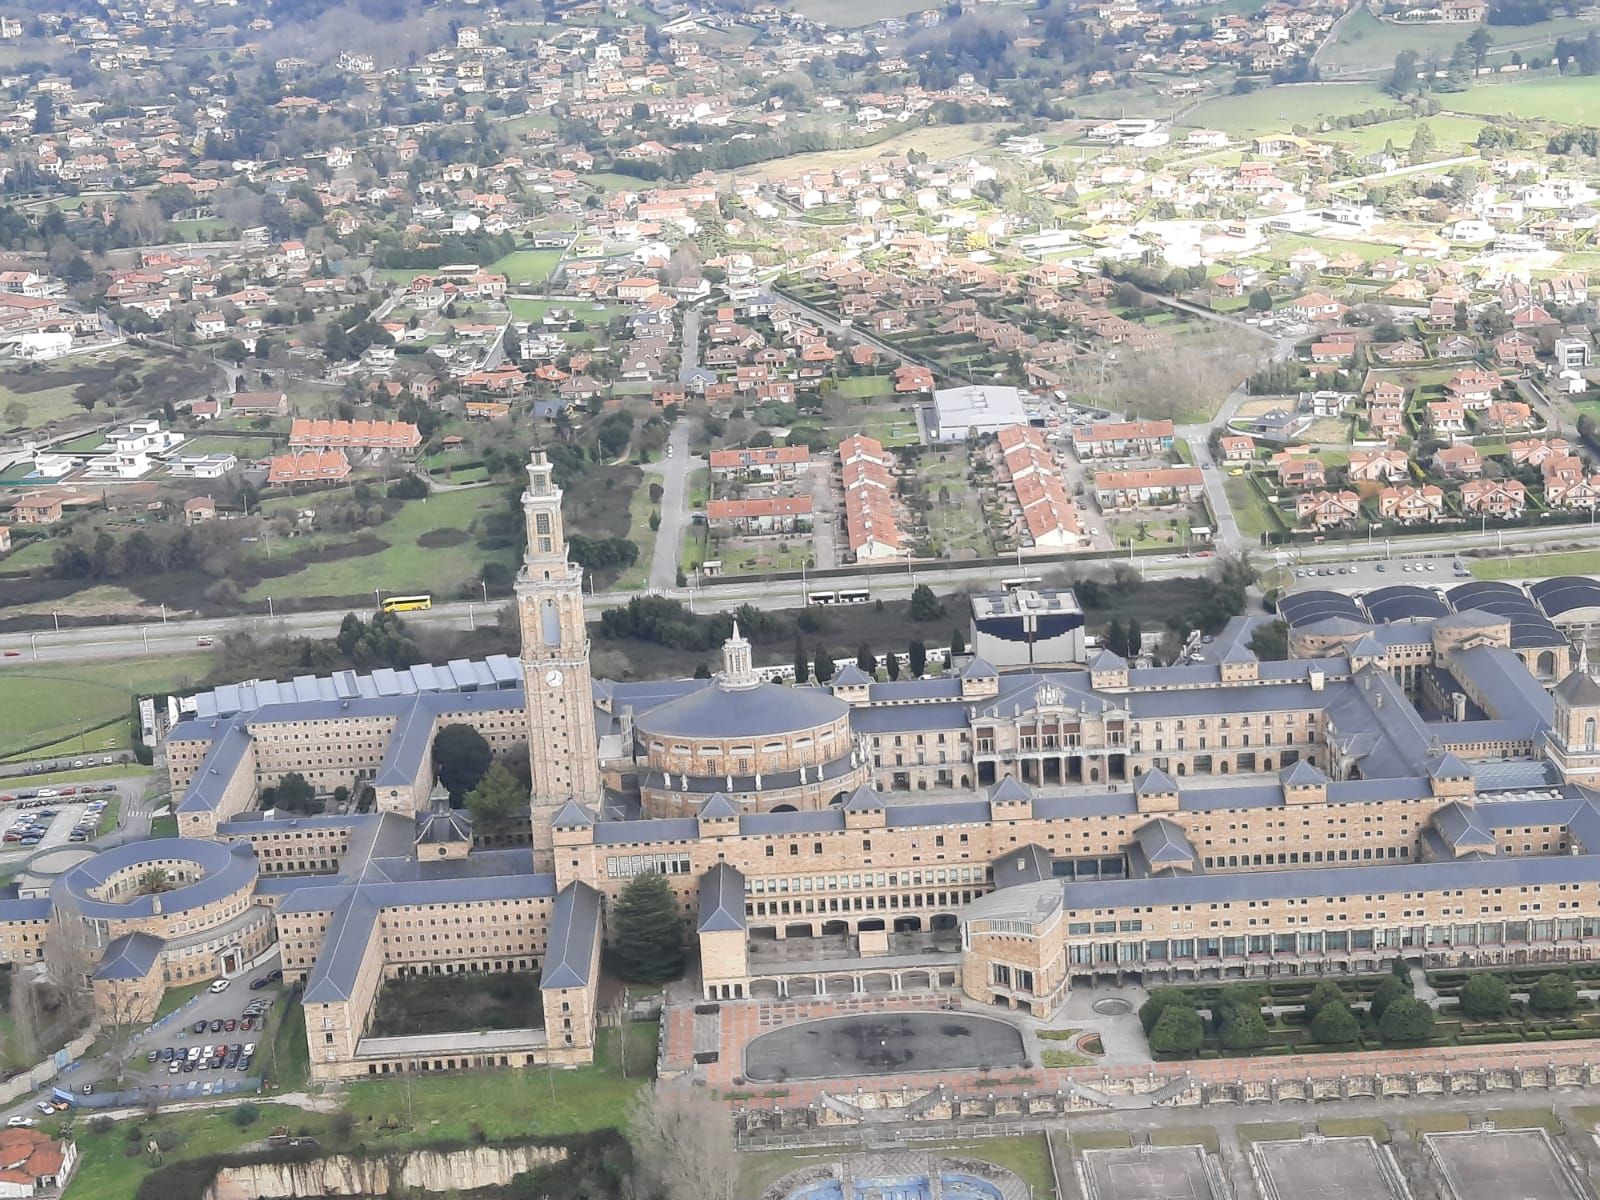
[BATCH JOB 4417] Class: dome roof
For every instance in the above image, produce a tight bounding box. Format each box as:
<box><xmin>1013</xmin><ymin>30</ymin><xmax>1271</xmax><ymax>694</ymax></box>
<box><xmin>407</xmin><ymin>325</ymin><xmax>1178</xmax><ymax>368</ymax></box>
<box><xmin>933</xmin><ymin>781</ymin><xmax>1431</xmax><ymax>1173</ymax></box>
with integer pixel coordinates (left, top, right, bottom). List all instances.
<box><xmin>636</xmin><ymin>679</ymin><xmax>849</xmax><ymax>740</ymax></box>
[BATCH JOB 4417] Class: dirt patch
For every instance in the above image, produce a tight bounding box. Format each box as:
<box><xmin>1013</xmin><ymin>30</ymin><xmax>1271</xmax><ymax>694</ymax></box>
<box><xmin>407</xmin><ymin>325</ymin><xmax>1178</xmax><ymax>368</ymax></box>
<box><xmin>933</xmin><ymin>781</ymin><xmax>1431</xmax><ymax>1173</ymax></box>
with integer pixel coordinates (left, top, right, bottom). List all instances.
<box><xmin>417</xmin><ymin>528</ymin><xmax>470</xmax><ymax>548</ymax></box>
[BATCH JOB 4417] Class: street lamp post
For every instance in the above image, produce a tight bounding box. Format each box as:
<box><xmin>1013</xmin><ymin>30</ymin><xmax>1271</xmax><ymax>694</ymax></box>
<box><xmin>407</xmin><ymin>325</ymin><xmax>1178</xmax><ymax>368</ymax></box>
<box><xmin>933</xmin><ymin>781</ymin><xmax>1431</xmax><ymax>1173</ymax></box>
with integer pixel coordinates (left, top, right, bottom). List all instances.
<box><xmin>29</xmin><ymin>634</ymin><xmax>37</xmax><ymax>661</ymax></box>
<box><xmin>140</xmin><ymin>626</ymin><xmax>149</xmax><ymax>655</ymax></box>
<box><xmin>267</xmin><ymin>596</ymin><xmax>275</xmax><ymax>620</ymax></box>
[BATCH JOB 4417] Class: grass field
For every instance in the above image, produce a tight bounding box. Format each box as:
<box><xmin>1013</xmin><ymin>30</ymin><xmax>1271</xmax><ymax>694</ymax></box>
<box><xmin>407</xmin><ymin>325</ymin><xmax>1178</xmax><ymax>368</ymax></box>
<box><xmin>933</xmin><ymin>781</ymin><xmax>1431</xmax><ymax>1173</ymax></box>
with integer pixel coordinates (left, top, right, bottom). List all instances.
<box><xmin>0</xmin><ymin>656</ymin><xmax>211</xmax><ymax>762</ymax></box>
<box><xmin>614</xmin><ymin>473</ymin><xmax>660</xmax><ymax>590</ymax></box>
<box><xmin>1469</xmin><ymin>547</ymin><xmax>1600</xmax><ymax>580</ymax></box>
<box><xmin>741</xmin><ymin>122</ymin><xmax>1005</xmax><ymax>180</ymax></box>
<box><xmin>487</xmin><ymin>249</ymin><xmax>564</xmax><ymax>285</ymax></box>
<box><xmin>1223</xmin><ymin>473</ymin><xmax>1283</xmax><ymax>540</ymax></box>
<box><xmin>1442</xmin><ymin>73</ymin><xmax>1600</xmax><ymax>123</ymax></box>
<box><xmin>1321</xmin><ymin>10</ymin><xmax>1595</xmax><ymax>71</ymax></box>
<box><xmin>1330</xmin><ymin>113</ymin><xmax>1487</xmax><ymax>156</ymax></box>
<box><xmin>507</xmin><ymin>297</ymin><xmax>630</xmax><ymax>323</ymax></box>
<box><xmin>241</xmin><ymin>488</ymin><xmax>516</xmax><ymax>603</ymax></box>
<box><xmin>0</xmin><ymin>347</ymin><xmax>213</xmax><ymax>432</ymax></box>
<box><xmin>833</xmin><ymin>374</ymin><xmax>897</xmax><ymax>400</ymax></box>
<box><xmin>1179</xmin><ymin>82</ymin><xmax>1390</xmax><ymax>136</ymax></box>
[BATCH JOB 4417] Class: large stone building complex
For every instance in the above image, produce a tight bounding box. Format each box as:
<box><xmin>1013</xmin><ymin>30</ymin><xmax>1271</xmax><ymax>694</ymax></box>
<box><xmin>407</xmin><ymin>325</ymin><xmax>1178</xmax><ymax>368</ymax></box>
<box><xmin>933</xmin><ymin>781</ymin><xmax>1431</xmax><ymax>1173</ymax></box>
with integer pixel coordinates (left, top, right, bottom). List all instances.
<box><xmin>11</xmin><ymin>447</ymin><xmax>1600</xmax><ymax>1076</ymax></box>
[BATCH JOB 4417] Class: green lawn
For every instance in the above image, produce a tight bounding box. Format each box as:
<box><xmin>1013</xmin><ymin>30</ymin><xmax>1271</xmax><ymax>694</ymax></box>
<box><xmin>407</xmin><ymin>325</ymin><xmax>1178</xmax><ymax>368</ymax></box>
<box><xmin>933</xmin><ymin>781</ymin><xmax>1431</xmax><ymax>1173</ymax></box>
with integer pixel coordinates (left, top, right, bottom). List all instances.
<box><xmin>341</xmin><ymin>1022</ymin><xmax>657</xmax><ymax>1141</ymax></box>
<box><xmin>154</xmin><ymin>980</ymin><xmax>210</xmax><ymax>1021</ymax></box>
<box><xmin>614</xmin><ymin>473</ymin><xmax>660</xmax><ymax>591</ymax></box>
<box><xmin>833</xmin><ymin>374</ymin><xmax>897</xmax><ymax>400</ymax></box>
<box><xmin>94</xmin><ymin>796</ymin><xmax>121</xmax><ymax>836</ymax></box>
<box><xmin>369</xmin><ymin>971</ymin><xmax>543</xmax><ymax>1038</ymax></box>
<box><xmin>1223</xmin><ymin>473</ymin><xmax>1283</xmax><ymax>540</ymax></box>
<box><xmin>506</xmin><ymin>297</ymin><xmax>630</xmax><ymax>324</ymax></box>
<box><xmin>1470</xmin><ymin>548</ymin><xmax>1600</xmax><ymax>580</ymax></box>
<box><xmin>487</xmin><ymin>249</ymin><xmax>564</xmax><ymax>285</ymax></box>
<box><xmin>0</xmin><ymin>656</ymin><xmax>212</xmax><ymax>762</ymax></box>
<box><xmin>242</xmin><ymin>488</ymin><xmax>516</xmax><ymax>603</ymax></box>
<box><xmin>65</xmin><ymin>1102</ymin><xmax>328</xmax><ymax>1200</ymax></box>
<box><xmin>1442</xmin><ymin>73</ymin><xmax>1600</xmax><ymax>123</ymax></box>
<box><xmin>177</xmin><ymin>434</ymin><xmax>278</xmax><ymax>459</ymax></box>
<box><xmin>1179</xmin><ymin>82</ymin><xmax>1390</xmax><ymax>136</ymax></box>
<box><xmin>1327</xmin><ymin>114</ymin><xmax>1487</xmax><ymax>156</ymax></box>
<box><xmin>149</xmin><ymin>814</ymin><xmax>178</xmax><ymax>839</ymax></box>
<box><xmin>1319</xmin><ymin>10</ymin><xmax>1596</xmax><ymax>71</ymax></box>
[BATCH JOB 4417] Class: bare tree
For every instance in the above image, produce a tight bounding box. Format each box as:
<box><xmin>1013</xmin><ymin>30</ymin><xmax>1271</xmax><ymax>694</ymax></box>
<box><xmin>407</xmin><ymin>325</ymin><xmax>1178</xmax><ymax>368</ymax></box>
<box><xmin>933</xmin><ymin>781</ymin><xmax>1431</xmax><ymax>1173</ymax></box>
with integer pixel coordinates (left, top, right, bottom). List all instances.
<box><xmin>8</xmin><ymin>968</ymin><xmax>41</xmax><ymax>1065</ymax></box>
<box><xmin>627</xmin><ymin>1083</ymin><xmax>738</xmax><ymax>1200</ymax></box>
<box><xmin>100</xmin><ymin>978</ymin><xmax>148</xmax><ymax>1087</ymax></box>
<box><xmin>41</xmin><ymin>901</ymin><xmax>98</xmax><ymax>1036</ymax></box>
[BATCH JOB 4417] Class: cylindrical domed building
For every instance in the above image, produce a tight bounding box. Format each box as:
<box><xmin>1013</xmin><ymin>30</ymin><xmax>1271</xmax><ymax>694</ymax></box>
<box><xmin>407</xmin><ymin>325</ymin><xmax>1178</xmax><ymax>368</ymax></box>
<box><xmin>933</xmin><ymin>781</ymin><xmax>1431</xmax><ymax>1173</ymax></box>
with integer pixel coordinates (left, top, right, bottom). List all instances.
<box><xmin>633</xmin><ymin>625</ymin><xmax>870</xmax><ymax>815</ymax></box>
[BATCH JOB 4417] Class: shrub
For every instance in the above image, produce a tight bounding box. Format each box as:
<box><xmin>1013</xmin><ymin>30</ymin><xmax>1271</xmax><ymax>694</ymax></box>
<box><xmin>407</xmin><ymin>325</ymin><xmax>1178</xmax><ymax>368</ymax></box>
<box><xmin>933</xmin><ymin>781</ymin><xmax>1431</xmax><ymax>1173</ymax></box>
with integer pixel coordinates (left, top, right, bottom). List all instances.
<box><xmin>1368</xmin><ymin>974</ymin><xmax>1411</xmax><ymax>1022</ymax></box>
<box><xmin>1530</xmin><ymin>972</ymin><xmax>1578</xmax><ymax>1017</ymax></box>
<box><xmin>1303</xmin><ymin>979</ymin><xmax>1346</xmax><ymax>1022</ymax></box>
<box><xmin>1309</xmin><ymin>998</ymin><xmax>1361</xmax><ymax>1045</ymax></box>
<box><xmin>1378</xmin><ymin>996</ymin><xmax>1436</xmax><ymax>1044</ymax></box>
<box><xmin>231</xmin><ymin>1103</ymin><xmax>260</xmax><ymax>1128</ymax></box>
<box><xmin>1139</xmin><ymin>987</ymin><xmax>1190</xmax><ymax>1035</ymax></box>
<box><xmin>89</xmin><ymin>1116</ymin><xmax>114</xmax><ymax>1136</ymax></box>
<box><xmin>1219</xmin><ymin>1004</ymin><xmax>1270</xmax><ymax>1051</ymax></box>
<box><xmin>1148</xmin><ymin>1004</ymin><xmax>1204</xmax><ymax>1055</ymax></box>
<box><xmin>1458</xmin><ymin>973</ymin><xmax>1512</xmax><ymax>1019</ymax></box>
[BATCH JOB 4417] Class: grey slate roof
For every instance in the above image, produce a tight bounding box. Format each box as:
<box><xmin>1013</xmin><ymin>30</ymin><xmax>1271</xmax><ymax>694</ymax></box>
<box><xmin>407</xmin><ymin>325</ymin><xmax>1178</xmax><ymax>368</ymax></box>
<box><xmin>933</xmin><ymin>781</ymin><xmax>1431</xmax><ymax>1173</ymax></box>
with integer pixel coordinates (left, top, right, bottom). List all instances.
<box><xmin>56</xmin><ymin>838</ymin><xmax>257</xmax><ymax>920</ymax></box>
<box><xmin>697</xmin><ymin>793</ymin><xmax>741</xmax><ymax>820</ymax></box>
<box><xmin>1430</xmin><ymin>801</ymin><xmax>1497</xmax><ymax>851</ymax></box>
<box><xmin>633</xmin><ymin>680</ymin><xmax>848</xmax><ymax>738</ymax></box>
<box><xmin>1450</xmin><ymin>645</ymin><xmax>1554</xmax><ymax>726</ymax></box>
<box><xmin>1087</xmin><ymin>649</ymin><xmax>1125</xmax><ymax>671</ymax></box>
<box><xmin>414</xmin><ymin>809</ymin><xmax>473</xmax><ymax>845</ymax></box>
<box><xmin>1135</xmin><ymin>765</ymin><xmax>1178</xmax><ymax>795</ymax></box>
<box><xmin>841</xmin><ymin>783</ymin><xmax>885</xmax><ymax>812</ymax></box>
<box><xmin>697</xmin><ymin>863</ymin><xmax>746</xmax><ymax>933</ymax></box>
<box><xmin>1280</xmin><ymin>759</ymin><xmax>1328</xmax><ymax>787</ymax></box>
<box><xmin>831</xmin><ymin>664</ymin><xmax>871</xmax><ymax>686</ymax></box>
<box><xmin>542</xmin><ymin>882</ymin><xmax>602</xmax><ymax>989</ymax></box>
<box><xmin>1556</xmin><ymin>668</ymin><xmax>1600</xmax><ymax>707</ymax></box>
<box><xmin>992</xmin><ymin>844</ymin><xmax>1054</xmax><ymax>889</ymax></box>
<box><xmin>190</xmin><ymin>655</ymin><xmax>524</xmax><ymax>718</ymax></box>
<box><xmin>1133</xmin><ymin>817</ymin><xmax>1196</xmax><ymax>866</ymax></box>
<box><xmin>989</xmin><ymin>775</ymin><xmax>1033</xmax><ymax>805</ymax></box>
<box><xmin>552</xmin><ymin>800</ymin><xmax>596</xmax><ymax>828</ymax></box>
<box><xmin>95</xmin><ymin>932</ymin><xmax>165</xmax><ymax>981</ymax></box>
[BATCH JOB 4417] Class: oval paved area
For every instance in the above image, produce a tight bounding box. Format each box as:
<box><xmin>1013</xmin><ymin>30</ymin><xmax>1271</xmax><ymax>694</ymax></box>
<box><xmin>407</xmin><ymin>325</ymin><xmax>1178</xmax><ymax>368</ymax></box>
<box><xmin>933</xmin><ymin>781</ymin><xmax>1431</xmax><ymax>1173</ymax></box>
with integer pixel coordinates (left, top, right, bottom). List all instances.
<box><xmin>744</xmin><ymin>1011</ymin><xmax>1026</xmax><ymax>1083</ymax></box>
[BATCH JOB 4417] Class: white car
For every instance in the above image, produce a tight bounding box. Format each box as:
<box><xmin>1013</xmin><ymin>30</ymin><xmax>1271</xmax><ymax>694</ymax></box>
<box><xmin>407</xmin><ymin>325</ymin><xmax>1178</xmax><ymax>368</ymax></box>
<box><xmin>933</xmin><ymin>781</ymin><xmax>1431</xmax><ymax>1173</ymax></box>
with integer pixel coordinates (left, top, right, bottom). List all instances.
<box><xmin>208</xmin><ymin>978</ymin><xmax>230</xmax><ymax>994</ymax></box>
<box><xmin>6</xmin><ymin>1117</ymin><xmax>36</xmax><ymax>1128</ymax></box>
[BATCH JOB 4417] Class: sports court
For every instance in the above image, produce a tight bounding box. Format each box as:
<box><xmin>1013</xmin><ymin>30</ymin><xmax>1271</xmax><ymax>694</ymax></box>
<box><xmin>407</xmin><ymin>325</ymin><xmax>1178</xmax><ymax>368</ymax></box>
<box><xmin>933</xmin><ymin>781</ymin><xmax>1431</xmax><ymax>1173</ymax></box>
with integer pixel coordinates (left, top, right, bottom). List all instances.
<box><xmin>1078</xmin><ymin>1144</ymin><xmax>1220</xmax><ymax>1200</ymax></box>
<box><xmin>1251</xmin><ymin>1136</ymin><xmax>1408</xmax><ymax>1200</ymax></box>
<box><xmin>1425</xmin><ymin>1128</ymin><xmax>1586</xmax><ymax>1200</ymax></box>
<box><xmin>742</xmin><ymin>1011</ymin><xmax>1025</xmax><ymax>1083</ymax></box>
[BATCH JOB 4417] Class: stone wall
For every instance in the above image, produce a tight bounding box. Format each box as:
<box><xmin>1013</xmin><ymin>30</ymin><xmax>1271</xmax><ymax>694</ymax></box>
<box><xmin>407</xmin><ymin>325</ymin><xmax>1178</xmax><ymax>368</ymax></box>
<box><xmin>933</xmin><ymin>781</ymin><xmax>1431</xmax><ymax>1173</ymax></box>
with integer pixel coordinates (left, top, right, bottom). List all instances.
<box><xmin>203</xmin><ymin>1143</ymin><xmax>568</xmax><ymax>1199</ymax></box>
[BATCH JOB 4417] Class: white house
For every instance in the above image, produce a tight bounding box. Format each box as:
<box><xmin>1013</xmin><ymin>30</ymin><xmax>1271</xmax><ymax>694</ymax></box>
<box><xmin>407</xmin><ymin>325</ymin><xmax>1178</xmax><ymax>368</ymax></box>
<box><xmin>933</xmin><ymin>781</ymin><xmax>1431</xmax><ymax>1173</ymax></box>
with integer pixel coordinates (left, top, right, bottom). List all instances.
<box><xmin>14</xmin><ymin>331</ymin><xmax>72</xmax><ymax>360</ymax></box>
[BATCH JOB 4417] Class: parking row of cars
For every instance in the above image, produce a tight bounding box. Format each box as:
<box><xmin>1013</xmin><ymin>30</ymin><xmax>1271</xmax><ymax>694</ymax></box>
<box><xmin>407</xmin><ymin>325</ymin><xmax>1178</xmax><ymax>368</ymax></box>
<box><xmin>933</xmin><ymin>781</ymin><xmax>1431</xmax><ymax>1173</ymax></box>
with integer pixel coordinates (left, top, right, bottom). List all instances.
<box><xmin>0</xmin><ymin>784</ymin><xmax>116</xmax><ymax>806</ymax></box>
<box><xmin>2</xmin><ymin>798</ymin><xmax>106</xmax><ymax>847</ymax></box>
<box><xmin>15</xmin><ymin>757</ymin><xmax>122</xmax><ymax>776</ymax></box>
<box><xmin>1293</xmin><ymin>557</ymin><xmax>1471</xmax><ymax>580</ymax></box>
<box><xmin>151</xmin><ymin>1041</ymin><xmax>256</xmax><ymax>1075</ymax></box>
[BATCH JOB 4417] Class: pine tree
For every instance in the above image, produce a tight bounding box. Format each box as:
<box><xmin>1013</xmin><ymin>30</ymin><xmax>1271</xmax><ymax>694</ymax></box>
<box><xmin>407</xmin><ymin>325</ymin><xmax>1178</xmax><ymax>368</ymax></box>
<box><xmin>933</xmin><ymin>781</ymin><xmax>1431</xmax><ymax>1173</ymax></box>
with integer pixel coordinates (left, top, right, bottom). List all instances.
<box><xmin>908</xmin><ymin>640</ymin><xmax>927</xmax><ymax>677</ymax></box>
<box><xmin>792</xmin><ymin>632</ymin><xmax>809</xmax><ymax>685</ymax></box>
<box><xmin>464</xmin><ymin>761</ymin><xmax>528</xmax><ymax>832</ymax></box>
<box><xmin>856</xmin><ymin>642</ymin><xmax>876</xmax><ymax>675</ymax></box>
<box><xmin>1127</xmin><ymin>617</ymin><xmax>1143</xmax><ymax>659</ymax></box>
<box><xmin>886</xmin><ymin>653</ymin><xmax>900</xmax><ymax>681</ymax></box>
<box><xmin>813</xmin><ymin>643</ymin><xmax>835</xmax><ymax>683</ymax></box>
<box><xmin>950</xmin><ymin>628</ymin><xmax>966</xmax><ymax>658</ymax></box>
<box><xmin>609</xmin><ymin>872</ymin><xmax>686</xmax><ymax>984</ymax></box>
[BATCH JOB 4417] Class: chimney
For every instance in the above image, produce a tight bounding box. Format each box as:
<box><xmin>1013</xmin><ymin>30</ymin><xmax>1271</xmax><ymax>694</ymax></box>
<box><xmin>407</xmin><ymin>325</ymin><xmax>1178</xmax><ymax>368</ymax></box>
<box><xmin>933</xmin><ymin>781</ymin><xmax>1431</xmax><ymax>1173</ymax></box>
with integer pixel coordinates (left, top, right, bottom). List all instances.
<box><xmin>1452</xmin><ymin>692</ymin><xmax>1467</xmax><ymax>722</ymax></box>
<box><xmin>1308</xmin><ymin>667</ymin><xmax>1324</xmax><ymax>693</ymax></box>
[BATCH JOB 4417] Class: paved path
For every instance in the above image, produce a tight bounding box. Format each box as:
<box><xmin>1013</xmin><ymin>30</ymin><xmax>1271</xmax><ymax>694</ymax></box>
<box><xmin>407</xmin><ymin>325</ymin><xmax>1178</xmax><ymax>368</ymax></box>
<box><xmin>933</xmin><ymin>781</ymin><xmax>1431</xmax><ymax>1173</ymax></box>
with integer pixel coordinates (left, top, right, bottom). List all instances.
<box><xmin>647</xmin><ymin>419</ymin><xmax>701</xmax><ymax>593</ymax></box>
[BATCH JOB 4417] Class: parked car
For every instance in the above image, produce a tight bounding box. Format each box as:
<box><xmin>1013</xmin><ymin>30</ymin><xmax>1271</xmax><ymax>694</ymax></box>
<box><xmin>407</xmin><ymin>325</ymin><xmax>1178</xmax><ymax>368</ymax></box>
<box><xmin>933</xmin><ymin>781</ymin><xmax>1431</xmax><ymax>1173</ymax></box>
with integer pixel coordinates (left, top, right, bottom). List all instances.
<box><xmin>6</xmin><ymin>1117</ymin><xmax>36</xmax><ymax>1128</ymax></box>
<box><xmin>208</xmin><ymin>978</ymin><xmax>230</xmax><ymax>994</ymax></box>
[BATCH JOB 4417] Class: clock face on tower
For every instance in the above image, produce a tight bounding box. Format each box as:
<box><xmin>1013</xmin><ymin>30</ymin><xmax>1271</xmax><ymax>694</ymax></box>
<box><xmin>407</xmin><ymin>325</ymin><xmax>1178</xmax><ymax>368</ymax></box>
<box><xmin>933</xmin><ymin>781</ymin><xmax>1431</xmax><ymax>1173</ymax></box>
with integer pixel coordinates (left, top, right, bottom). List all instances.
<box><xmin>544</xmin><ymin>668</ymin><xmax>564</xmax><ymax>687</ymax></box>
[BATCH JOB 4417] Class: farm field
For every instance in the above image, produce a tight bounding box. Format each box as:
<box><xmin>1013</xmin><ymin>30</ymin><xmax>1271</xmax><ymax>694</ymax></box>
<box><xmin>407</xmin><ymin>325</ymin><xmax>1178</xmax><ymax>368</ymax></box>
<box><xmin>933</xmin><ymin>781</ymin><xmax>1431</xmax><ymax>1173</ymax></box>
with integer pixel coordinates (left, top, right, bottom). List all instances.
<box><xmin>1441</xmin><ymin>74</ymin><xmax>1600</xmax><ymax>123</ymax></box>
<box><xmin>241</xmin><ymin>487</ymin><xmax>515</xmax><ymax>604</ymax></box>
<box><xmin>507</xmin><ymin>296</ymin><xmax>630</xmax><ymax>323</ymax></box>
<box><xmin>1179</xmin><ymin>82</ymin><xmax>1390</xmax><ymax>136</ymax></box>
<box><xmin>1319</xmin><ymin>9</ymin><xmax>1596</xmax><ymax>71</ymax></box>
<box><xmin>0</xmin><ymin>655</ymin><xmax>212</xmax><ymax>762</ymax></box>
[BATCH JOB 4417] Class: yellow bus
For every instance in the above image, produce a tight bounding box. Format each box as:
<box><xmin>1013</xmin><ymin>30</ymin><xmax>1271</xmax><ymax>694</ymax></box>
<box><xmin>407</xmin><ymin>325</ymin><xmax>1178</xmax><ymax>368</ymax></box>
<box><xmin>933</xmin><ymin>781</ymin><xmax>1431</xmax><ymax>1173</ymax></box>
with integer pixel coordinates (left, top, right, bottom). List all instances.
<box><xmin>380</xmin><ymin>594</ymin><xmax>433</xmax><ymax>613</ymax></box>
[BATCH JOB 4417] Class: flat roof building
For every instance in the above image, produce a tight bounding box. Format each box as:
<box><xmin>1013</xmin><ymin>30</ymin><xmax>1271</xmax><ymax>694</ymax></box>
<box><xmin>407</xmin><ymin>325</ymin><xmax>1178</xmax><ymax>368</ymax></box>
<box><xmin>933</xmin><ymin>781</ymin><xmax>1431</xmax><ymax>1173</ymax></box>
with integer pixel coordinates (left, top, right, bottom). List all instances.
<box><xmin>969</xmin><ymin>588</ymin><xmax>1087</xmax><ymax>668</ymax></box>
<box><xmin>928</xmin><ymin>385</ymin><xmax>1029</xmax><ymax>443</ymax></box>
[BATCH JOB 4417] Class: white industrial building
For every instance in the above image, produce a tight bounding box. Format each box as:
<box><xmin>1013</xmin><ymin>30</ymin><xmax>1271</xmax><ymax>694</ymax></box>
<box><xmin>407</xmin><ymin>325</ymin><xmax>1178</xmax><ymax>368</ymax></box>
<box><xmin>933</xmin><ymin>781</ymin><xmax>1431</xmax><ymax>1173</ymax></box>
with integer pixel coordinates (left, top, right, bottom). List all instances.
<box><xmin>969</xmin><ymin>588</ymin><xmax>1087</xmax><ymax>669</ymax></box>
<box><xmin>928</xmin><ymin>385</ymin><xmax>1030</xmax><ymax>443</ymax></box>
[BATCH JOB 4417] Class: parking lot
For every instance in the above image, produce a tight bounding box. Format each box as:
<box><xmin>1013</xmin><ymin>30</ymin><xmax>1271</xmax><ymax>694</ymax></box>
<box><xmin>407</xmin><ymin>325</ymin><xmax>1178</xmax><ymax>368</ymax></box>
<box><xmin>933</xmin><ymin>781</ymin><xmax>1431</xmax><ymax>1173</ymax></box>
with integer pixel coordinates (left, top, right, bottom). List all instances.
<box><xmin>0</xmin><ymin>786</ymin><xmax>117</xmax><ymax>857</ymax></box>
<box><xmin>119</xmin><ymin>971</ymin><xmax>285</xmax><ymax>1090</ymax></box>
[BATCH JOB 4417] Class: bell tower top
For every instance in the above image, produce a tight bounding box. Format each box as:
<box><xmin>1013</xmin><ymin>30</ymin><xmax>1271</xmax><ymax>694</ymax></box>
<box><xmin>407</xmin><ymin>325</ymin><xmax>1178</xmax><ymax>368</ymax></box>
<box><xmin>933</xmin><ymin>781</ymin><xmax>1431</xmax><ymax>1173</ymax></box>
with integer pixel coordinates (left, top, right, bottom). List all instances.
<box><xmin>720</xmin><ymin>620</ymin><xmax>759</xmax><ymax>690</ymax></box>
<box><xmin>523</xmin><ymin>448</ymin><xmax>567</xmax><ymax>568</ymax></box>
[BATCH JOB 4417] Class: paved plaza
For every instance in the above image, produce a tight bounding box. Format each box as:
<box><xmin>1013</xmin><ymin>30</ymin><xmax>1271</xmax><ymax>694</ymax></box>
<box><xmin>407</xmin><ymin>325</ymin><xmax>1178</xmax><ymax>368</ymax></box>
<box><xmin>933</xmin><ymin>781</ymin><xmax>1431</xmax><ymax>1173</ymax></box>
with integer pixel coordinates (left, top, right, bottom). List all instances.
<box><xmin>1251</xmin><ymin>1137</ymin><xmax>1408</xmax><ymax>1200</ymax></box>
<box><xmin>1080</xmin><ymin>1144</ymin><xmax>1219</xmax><ymax>1200</ymax></box>
<box><xmin>1425</xmin><ymin>1128</ymin><xmax>1587</xmax><ymax>1200</ymax></box>
<box><xmin>742</xmin><ymin>1011</ymin><xmax>1026</xmax><ymax>1083</ymax></box>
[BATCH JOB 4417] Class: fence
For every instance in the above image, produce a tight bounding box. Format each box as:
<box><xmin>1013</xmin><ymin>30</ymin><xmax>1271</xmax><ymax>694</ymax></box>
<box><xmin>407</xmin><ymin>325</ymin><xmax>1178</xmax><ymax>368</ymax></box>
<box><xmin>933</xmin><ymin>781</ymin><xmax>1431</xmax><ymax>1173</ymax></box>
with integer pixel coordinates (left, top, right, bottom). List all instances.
<box><xmin>0</xmin><ymin>1027</ymin><xmax>98</xmax><ymax>1109</ymax></box>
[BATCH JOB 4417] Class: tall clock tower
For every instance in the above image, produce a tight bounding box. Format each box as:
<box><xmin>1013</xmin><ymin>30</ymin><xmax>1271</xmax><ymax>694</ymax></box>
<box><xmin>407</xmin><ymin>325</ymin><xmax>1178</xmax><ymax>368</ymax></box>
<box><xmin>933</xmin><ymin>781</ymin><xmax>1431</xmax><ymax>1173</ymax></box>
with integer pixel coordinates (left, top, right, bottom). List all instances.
<box><xmin>516</xmin><ymin>448</ymin><xmax>602</xmax><ymax>868</ymax></box>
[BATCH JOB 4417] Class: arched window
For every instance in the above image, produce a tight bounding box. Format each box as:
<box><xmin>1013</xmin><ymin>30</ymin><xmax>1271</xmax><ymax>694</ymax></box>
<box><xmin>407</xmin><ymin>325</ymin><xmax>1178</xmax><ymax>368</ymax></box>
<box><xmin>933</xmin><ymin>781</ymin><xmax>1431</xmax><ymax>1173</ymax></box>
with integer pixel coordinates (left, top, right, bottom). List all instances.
<box><xmin>1585</xmin><ymin>716</ymin><xmax>1596</xmax><ymax>752</ymax></box>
